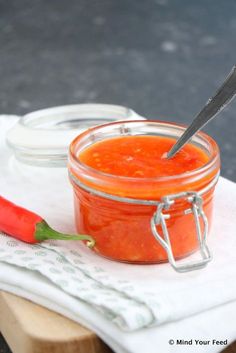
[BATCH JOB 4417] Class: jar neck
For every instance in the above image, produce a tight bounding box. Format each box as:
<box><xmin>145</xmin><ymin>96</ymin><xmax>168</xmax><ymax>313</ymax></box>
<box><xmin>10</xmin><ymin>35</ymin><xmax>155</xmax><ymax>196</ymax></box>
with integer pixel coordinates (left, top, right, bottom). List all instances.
<box><xmin>69</xmin><ymin>170</ymin><xmax>220</xmax><ymax>205</ymax></box>
<box><xmin>68</xmin><ymin>120</ymin><xmax>220</xmax><ymax>200</ymax></box>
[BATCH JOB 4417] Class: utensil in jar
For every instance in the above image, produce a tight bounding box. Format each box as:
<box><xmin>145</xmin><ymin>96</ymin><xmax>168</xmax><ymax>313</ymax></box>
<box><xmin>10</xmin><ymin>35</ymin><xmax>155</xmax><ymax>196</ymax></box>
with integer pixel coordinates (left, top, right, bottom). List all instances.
<box><xmin>167</xmin><ymin>65</ymin><xmax>236</xmax><ymax>159</ymax></box>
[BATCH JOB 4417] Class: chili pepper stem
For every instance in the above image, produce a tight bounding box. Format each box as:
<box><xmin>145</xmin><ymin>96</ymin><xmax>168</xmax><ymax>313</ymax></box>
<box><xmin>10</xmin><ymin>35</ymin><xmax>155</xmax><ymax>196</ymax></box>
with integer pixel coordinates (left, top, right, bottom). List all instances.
<box><xmin>35</xmin><ymin>221</ymin><xmax>95</xmax><ymax>248</ymax></box>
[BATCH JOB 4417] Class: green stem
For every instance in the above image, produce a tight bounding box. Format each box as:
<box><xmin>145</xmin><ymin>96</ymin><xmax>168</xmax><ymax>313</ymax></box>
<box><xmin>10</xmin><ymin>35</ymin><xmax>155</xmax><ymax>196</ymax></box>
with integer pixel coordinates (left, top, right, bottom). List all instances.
<box><xmin>35</xmin><ymin>221</ymin><xmax>95</xmax><ymax>248</ymax></box>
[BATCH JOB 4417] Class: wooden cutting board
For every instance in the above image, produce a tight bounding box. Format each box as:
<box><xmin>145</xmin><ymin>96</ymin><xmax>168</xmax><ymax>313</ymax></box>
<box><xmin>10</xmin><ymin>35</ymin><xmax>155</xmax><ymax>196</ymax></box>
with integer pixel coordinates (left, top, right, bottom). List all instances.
<box><xmin>0</xmin><ymin>291</ymin><xmax>113</xmax><ymax>353</ymax></box>
<box><xmin>0</xmin><ymin>290</ymin><xmax>235</xmax><ymax>353</ymax></box>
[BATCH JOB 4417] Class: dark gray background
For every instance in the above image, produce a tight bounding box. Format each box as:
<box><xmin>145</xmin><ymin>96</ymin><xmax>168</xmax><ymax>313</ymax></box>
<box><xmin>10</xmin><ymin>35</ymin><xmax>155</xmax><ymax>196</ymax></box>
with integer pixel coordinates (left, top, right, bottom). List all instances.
<box><xmin>0</xmin><ymin>0</ymin><xmax>236</xmax><ymax>351</ymax></box>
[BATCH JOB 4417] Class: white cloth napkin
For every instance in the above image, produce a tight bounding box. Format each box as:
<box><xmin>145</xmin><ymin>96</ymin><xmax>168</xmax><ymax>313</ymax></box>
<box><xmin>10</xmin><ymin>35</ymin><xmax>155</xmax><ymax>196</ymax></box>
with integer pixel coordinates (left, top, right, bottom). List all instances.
<box><xmin>0</xmin><ymin>115</ymin><xmax>236</xmax><ymax>352</ymax></box>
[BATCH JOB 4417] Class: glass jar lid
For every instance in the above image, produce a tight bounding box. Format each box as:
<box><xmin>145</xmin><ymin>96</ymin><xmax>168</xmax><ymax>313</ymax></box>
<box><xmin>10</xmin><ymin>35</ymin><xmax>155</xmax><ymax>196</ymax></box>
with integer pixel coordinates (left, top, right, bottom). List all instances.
<box><xmin>6</xmin><ymin>104</ymin><xmax>145</xmax><ymax>167</ymax></box>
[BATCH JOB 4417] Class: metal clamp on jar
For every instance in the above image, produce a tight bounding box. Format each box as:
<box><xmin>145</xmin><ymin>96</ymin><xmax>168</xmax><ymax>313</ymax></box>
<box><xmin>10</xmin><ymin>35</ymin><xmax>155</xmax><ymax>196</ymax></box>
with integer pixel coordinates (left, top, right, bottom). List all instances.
<box><xmin>68</xmin><ymin>120</ymin><xmax>220</xmax><ymax>272</ymax></box>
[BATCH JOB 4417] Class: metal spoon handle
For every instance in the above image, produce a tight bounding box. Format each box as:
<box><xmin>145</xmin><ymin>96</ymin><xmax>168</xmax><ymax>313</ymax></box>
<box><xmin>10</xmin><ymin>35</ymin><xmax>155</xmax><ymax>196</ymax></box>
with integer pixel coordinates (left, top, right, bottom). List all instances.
<box><xmin>167</xmin><ymin>65</ymin><xmax>236</xmax><ymax>159</ymax></box>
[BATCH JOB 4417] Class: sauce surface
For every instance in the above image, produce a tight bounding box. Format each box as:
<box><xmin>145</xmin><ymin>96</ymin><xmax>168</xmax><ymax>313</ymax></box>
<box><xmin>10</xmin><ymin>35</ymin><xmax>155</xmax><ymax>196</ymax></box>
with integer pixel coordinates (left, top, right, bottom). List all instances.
<box><xmin>79</xmin><ymin>135</ymin><xmax>209</xmax><ymax>178</ymax></box>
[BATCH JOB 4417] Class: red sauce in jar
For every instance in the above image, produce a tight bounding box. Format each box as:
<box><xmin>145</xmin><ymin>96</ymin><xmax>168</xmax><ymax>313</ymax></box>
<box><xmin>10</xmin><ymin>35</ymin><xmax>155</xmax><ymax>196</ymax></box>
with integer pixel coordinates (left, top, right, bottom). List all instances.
<box><xmin>79</xmin><ymin>136</ymin><xmax>209</xmax><ymax>178</ymax></box>
<box><xmin>69</xmin><ymin>121</ymin><xmax>220</xmax><ymax>264</ymax></box>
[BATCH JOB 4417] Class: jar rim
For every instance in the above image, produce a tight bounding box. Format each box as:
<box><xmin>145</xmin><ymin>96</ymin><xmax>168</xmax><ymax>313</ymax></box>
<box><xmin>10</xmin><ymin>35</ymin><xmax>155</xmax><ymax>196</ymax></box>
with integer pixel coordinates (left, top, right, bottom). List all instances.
<box><xmin>69</xmin><ymin>119</ymin><xmax>220</xmax><ymax>184</ymax></box>
<box><xmin>6</xmin><ymin>104</ymin><xmax>144</xmax><ymax>167</ymax></box>
<box><xmin>20</xmin><ymin>104</ymin><xmax>142</xmax><ymax>130</ymax></box>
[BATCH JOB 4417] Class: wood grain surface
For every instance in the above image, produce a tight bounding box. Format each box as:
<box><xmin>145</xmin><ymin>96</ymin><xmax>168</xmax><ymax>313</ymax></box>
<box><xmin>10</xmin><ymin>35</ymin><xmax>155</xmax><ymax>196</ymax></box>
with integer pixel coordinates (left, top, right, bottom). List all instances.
<box><xmin>0</xmin><ymin>290</ymin><xmax>235</xmax><ymax>353</ymax></box>
<box><xmin>0</xmin><ymin>291</ymin><xmax>112</xmax><ymax>353</ymax></box>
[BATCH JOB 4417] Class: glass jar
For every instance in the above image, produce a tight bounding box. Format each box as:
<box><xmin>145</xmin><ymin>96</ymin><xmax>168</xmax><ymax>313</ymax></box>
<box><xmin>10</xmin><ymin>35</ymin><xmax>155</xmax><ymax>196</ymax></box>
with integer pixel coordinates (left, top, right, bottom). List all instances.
<box><xmin>6</xmin><ymin>104</ymin><xmax>144</xmax><ymax>167</ymax></box>
<box><xmin>68</xmin><ymin>120</ymin><xmax>220</xmax><ymax>272</ymax></box>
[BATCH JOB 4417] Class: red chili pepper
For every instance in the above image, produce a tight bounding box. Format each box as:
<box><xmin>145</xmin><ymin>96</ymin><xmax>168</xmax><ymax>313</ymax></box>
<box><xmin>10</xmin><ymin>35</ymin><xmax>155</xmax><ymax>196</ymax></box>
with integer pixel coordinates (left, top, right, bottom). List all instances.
<box><xmin>0</xmin><ymin>196</ymin><xmax>95</xmax><ymax>247</ymax></box>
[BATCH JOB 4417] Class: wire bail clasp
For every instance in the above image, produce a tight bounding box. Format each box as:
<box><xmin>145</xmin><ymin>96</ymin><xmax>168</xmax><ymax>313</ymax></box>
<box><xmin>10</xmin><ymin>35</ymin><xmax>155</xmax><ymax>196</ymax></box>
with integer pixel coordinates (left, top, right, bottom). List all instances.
<box><xmin>151</xmin><ymin>191</ymin><xmax>212</xmax><ymax>273</ymax></box>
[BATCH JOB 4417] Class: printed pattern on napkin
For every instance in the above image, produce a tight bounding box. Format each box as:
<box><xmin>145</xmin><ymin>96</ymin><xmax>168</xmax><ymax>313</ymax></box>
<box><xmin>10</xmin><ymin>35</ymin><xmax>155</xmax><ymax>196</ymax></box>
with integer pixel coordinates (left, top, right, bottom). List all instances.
<box><xmin>1</xmin><ymin>115</ymin><xmax>236</xmax><ymax>333</ymax></box>
<box><xmin>0</xmin><ymin>233</ymin><xmax>155</xmax><ymax>330</ymax></box>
